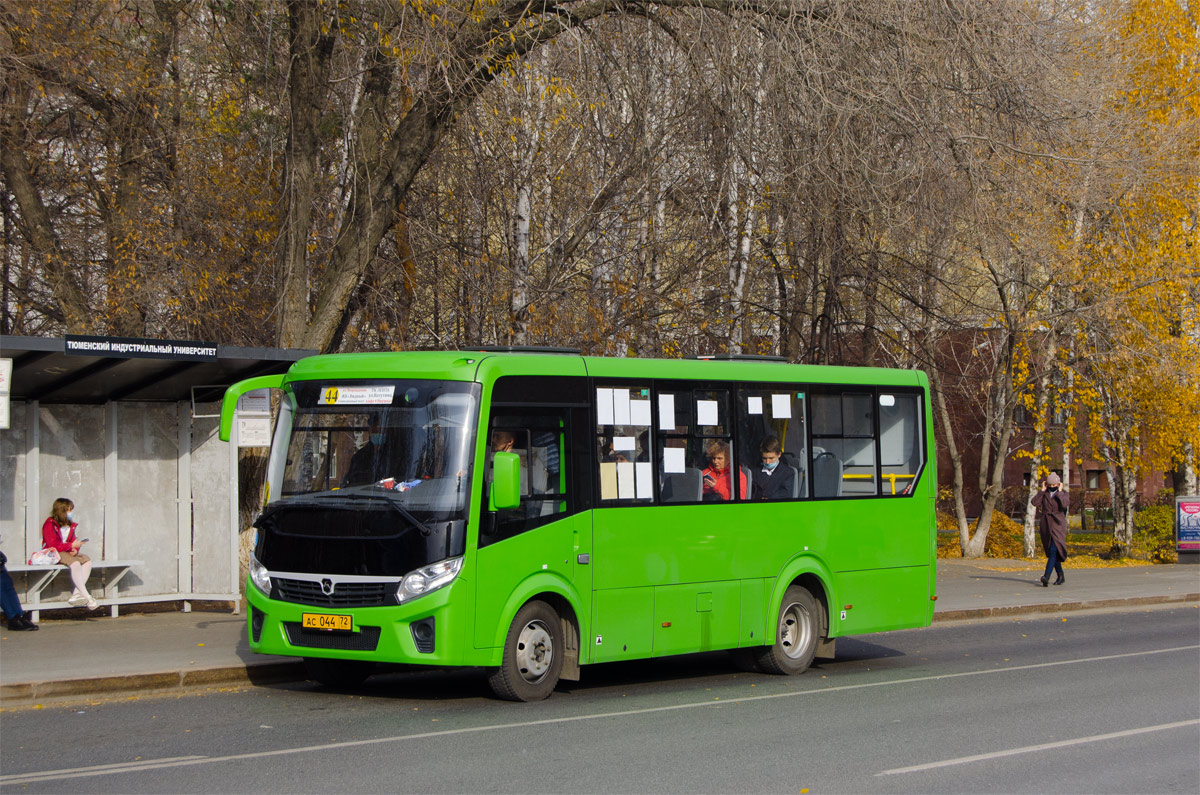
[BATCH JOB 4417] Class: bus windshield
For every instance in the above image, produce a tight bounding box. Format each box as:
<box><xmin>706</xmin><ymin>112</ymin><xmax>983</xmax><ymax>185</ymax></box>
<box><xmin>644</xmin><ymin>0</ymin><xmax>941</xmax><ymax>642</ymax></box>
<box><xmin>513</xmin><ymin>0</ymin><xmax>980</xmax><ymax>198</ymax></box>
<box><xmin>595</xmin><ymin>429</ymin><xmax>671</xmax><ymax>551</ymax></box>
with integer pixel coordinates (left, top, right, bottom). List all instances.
<box><xmin>272</xmin><ymin>380</ymin><xmax>480</xmax><ymax>517</ymax></box>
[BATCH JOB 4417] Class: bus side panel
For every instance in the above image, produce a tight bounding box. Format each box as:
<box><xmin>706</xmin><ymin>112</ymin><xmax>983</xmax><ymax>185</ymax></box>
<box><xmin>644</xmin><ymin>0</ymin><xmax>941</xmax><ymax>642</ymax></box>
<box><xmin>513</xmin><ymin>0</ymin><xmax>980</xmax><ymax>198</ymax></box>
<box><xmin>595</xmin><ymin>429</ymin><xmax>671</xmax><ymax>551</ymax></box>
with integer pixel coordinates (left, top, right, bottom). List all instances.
<box><xmin>652</xmin><ymin>581</ymin><xmax>740</xmax><ymax>657</ymax></box>
<box><xmin>591</xmin><ymin>586</ymin><xmax>654</xmax><ymax>662</ymax></box>
<box><xmin>818</xmin><ymin>499</ymin><xmax>933</xmax><ymax>572</ymax></box>
<box><xmin>738</xmin><ymin>577</ymin><xmax>770</xmax><ymax>648</ymax></box>
<box><xmin>833</xmin><ymin>565</ymin><xmax>932</xmax><ymax>635</ymax></box>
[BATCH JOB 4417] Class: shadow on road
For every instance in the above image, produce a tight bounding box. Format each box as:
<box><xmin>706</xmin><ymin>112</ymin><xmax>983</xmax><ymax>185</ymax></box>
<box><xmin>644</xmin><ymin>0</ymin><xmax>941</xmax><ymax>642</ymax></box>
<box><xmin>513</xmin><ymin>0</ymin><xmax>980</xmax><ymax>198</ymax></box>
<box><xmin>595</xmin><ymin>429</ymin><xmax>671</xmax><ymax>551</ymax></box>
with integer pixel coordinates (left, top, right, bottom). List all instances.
<box><xmin>253</xmin><ymin>637</ymin><xmax>912</xmax><ymax>704</ymax></box>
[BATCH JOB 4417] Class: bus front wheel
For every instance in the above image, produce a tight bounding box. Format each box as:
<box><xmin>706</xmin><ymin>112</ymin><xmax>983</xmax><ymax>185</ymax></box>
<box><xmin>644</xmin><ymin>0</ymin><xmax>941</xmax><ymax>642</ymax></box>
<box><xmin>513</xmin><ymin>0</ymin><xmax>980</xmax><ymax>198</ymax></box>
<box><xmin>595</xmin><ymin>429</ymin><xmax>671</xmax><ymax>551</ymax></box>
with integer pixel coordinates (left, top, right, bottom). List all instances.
<box><xmin>755</xmin><ymin>585</ymin><xmax>822</xmax><ymax>675</ymax></box>
<box><xmin>303</xmin><ymin>657</ymin><xmax>375</xmax><ymax>688</ymax></box>
<box><xmin>488</xmin><ymin>600</ymin><xmax>563</xmax><ymax>701</ymax></box>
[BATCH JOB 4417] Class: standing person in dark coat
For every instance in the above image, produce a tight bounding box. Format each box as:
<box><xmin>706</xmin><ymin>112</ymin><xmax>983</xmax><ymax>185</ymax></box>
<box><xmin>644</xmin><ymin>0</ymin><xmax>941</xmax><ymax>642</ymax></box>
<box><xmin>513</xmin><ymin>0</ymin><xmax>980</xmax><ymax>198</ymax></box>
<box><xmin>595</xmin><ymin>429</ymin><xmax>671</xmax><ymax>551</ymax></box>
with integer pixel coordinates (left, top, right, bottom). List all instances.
<box><xmin>1031</xmin><ymin>472</ymin><xmax>1069</xmax><ymax>587</ymax></box>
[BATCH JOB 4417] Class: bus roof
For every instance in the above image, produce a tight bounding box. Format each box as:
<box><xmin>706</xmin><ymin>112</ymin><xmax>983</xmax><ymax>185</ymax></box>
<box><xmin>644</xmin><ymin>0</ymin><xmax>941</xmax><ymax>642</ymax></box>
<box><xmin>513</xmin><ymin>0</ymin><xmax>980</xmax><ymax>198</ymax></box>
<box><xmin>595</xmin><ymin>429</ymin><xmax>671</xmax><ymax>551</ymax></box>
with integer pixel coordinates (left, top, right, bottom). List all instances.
<box><xmin>278</xmin><ymin>350</ymin><xmax>927</xmax><ymax>389</ymax></box>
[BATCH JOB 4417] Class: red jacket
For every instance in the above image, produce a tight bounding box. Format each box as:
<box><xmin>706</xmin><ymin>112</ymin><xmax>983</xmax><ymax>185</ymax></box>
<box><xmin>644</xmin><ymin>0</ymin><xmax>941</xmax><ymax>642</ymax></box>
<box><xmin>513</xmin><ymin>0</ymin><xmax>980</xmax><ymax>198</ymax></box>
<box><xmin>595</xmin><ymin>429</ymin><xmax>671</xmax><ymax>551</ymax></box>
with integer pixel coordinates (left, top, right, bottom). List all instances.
<box><xmin>701</xmin><ymin>466</ymin><xmax>749</xmax><ymax>501</ymax></box>
<box><xmin>41</xmin><ymin>517</ymin><xmax>79</xmax><ymax>553</ymax></box>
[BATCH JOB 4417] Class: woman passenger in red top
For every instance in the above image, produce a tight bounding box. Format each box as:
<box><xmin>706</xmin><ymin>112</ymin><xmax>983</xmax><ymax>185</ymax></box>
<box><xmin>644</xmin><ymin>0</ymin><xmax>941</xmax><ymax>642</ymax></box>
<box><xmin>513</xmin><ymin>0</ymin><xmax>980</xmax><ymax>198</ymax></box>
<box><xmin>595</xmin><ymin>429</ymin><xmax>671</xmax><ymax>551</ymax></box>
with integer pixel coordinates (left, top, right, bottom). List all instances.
<box><xmin>701</xmin><ymin>440</ymin><xmax>746</xmax><ymax>501</ymax></box>
<box><xmin>41</xmin><ymin>497</ymin><xmax>97</xmax><ymax>610</ymax></box>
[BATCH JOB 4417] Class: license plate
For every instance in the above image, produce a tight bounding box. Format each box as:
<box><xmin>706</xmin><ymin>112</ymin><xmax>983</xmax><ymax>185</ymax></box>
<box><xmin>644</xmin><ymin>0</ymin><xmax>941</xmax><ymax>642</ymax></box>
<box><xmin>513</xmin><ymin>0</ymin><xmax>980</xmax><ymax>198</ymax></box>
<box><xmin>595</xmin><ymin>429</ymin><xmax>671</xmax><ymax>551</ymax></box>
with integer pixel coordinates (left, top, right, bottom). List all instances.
<box><xmin>302</xmin><ymin>613</ymin><xmax>352</xmax><ymax>631</ymax></box>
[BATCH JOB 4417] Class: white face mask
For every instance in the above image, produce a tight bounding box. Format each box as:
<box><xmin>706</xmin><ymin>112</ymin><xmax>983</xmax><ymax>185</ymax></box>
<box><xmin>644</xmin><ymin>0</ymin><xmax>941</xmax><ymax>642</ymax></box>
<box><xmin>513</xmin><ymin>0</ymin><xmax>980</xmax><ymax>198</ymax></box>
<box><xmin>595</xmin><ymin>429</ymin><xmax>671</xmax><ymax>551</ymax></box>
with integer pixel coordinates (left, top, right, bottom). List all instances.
<box><xmin>66</xmin><ymin>511</ymin><xmax>76</xmax><ymax>523</ymax></box>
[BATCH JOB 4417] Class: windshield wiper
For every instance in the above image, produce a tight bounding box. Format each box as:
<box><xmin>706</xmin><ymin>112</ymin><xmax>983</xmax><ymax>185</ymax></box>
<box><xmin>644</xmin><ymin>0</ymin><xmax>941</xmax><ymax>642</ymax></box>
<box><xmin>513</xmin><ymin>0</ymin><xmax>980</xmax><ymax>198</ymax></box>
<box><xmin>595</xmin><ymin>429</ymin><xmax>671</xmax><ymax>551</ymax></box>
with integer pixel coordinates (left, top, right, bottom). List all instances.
<box><xmin>275</xmin><ymin>489</ymin><xmax>436</xmax><ymax>536</ymax></box>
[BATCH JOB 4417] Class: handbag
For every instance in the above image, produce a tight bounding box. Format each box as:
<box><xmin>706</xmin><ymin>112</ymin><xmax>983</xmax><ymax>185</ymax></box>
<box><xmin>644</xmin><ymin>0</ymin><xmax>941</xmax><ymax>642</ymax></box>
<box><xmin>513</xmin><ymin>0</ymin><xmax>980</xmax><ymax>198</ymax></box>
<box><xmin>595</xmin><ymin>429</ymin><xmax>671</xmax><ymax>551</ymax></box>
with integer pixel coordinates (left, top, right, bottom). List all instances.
<box><xmin>29</xmin><ymin>548</ymin><xmax>61</xmax><ymax>565</ymax></box>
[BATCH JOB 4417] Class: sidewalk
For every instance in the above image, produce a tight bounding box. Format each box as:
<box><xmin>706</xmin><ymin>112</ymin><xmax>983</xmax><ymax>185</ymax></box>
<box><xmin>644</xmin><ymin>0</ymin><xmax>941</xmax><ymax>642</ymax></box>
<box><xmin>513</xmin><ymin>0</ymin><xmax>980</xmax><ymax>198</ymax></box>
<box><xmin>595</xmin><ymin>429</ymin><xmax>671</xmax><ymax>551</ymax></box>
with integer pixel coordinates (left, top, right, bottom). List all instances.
<box><xmin>2</xmin><ymin>561</ymin><xmax>1197</xmax><ymax>707</ymax></box>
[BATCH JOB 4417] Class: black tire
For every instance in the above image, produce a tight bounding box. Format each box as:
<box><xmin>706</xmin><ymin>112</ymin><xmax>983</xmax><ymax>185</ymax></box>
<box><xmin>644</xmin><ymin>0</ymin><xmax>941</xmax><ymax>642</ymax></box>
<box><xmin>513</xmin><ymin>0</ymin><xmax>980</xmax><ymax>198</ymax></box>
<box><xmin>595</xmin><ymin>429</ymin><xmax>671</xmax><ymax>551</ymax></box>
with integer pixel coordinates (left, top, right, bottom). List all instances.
<box><xmin>754</xmin><ymin>585</ymin><xmax>822</xmax><ymax>675</ymax></box>
<box><xmin>303</xmin><ymin>657</ymin><xmax>375</xmax><ymax>688</ymax></box>
<box><xmin>487</xmin><ymin>600</ymin><xmax>563</xmax><ymax>702</ymax></box>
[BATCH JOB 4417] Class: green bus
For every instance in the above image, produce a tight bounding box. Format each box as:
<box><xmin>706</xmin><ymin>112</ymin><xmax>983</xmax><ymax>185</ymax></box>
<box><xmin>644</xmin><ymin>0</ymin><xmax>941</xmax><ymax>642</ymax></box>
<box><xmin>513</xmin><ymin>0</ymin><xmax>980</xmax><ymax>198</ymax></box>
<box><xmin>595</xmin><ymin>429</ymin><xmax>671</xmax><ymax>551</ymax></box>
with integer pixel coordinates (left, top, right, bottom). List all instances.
<box><xmin>220</xmin><ymin>348</ymin><xmax>936</xmax><ymax>701</ymax></box>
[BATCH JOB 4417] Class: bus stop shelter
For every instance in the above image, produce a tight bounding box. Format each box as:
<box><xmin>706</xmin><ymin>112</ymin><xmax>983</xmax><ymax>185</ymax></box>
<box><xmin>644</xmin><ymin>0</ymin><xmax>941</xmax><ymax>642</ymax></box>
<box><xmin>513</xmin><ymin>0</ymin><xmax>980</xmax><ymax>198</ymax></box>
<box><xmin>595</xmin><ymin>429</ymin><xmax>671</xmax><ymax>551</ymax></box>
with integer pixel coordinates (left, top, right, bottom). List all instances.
<box><xmin>0</xmin><ymin>334</ymin><xmax>312</xmax><ymax>615</ymax></box>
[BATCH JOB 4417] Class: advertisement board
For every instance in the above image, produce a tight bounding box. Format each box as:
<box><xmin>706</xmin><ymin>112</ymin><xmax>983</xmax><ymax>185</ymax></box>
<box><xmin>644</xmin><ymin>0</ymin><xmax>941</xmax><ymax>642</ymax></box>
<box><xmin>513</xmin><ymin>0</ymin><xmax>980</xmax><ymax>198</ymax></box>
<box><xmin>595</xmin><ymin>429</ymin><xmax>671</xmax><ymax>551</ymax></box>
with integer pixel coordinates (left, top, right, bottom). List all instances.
<box><xmin>1177</xmin><ymin>497</ymin><xmax>1200</xmax><ymax>552</ymax></box>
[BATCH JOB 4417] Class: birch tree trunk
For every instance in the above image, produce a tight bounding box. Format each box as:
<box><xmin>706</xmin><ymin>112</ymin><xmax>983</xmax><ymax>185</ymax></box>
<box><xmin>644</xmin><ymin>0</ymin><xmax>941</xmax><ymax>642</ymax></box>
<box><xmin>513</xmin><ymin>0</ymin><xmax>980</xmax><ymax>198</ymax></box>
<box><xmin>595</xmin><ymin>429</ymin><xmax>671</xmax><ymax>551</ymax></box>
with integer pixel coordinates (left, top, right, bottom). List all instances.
<box><xmin>1022</xmin><ymin>333</ymin><xmax>1059</xmax><ymax>557</ymax></box>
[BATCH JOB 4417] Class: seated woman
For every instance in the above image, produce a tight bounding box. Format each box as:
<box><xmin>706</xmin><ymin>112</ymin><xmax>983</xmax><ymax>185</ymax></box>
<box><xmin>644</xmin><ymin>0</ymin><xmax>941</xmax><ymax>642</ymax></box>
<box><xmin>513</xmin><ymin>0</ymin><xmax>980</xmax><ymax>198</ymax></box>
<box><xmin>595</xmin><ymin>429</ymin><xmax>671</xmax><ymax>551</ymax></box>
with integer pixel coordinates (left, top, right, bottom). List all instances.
<box><xmin>701</xmin><ymin>440</ymin><xmax>746</xmax><ymax>501</ymax></box>
<box><xmin>41</xmin><ymin>497</ymin><xmax>97</xmax><ymax>610</ymax></box>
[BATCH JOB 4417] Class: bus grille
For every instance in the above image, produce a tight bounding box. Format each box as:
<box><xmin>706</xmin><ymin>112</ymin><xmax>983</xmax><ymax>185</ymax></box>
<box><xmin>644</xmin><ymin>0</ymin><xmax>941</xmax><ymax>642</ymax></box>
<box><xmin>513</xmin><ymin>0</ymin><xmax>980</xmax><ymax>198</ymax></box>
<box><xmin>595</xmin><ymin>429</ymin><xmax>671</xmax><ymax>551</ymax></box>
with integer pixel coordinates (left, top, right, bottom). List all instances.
<box><xmin>273</xmin><ymin>577</ymin><xmax>394</xmax><ymax>607</ymax></box>
<box><xmin>284</xmin><ymin>623</ymin><xmax>381</xmax><ymax>652</ymax></box>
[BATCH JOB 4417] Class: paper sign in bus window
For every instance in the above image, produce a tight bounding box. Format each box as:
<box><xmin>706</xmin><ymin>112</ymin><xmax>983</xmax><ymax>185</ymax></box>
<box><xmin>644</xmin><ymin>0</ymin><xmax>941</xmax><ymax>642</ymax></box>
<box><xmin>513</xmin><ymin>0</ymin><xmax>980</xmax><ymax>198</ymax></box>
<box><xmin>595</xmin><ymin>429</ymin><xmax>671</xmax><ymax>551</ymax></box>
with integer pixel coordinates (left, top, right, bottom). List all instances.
<box><xmin>697</xmin><ymin>400</ymin><xmax>719</xmax><ymax>426</ymax></box>
<box><xmin>635</xmin><ymin>462</ymin><xmax>652</xmax><ymax>499</ymax></box>
<box><xmin>616</xmin><ymin>462</ymin><xmax>635</xmax><ymax>499</ymax></box>
<box><xmin>599</xmin><ymin>462</ymin><xmax>618</xmax><ymax>500</ymax></box>
<box><xmin>613</xmin><ymin>436</ymin><xmax>636</xmax><ymax>451</ymax></box>
<box><xmin>596</xmin><ymin>388</ymin><xmax>614</xmax><ymax>426</ymax></box>
<box><xmin>748</xmin><ymin>396</ymin><xmax>763</xmax><ymax>415</ymax></box>
<box><xmin>772</xmin><ymin>394</ymin><xmax>792</xmax><ymax>419</ymax></box>
<box><xmin>630</xmin><ymin>399</ymin><xmax>652</xmax><ymax>427</ymax></box>
<box><xmin>613</xmin><ymin>389</ymin><xmax>631</xmax><ymax>425</ymax></box>
<box><xmin>664</xmin><ymin>446</ymin><xmax>686</xmax><ymax>473</ymax></box>
<box><xmin>658</xmin><ymin>394</ymin><xmax>676</xmax><ymax>430</ymax></box>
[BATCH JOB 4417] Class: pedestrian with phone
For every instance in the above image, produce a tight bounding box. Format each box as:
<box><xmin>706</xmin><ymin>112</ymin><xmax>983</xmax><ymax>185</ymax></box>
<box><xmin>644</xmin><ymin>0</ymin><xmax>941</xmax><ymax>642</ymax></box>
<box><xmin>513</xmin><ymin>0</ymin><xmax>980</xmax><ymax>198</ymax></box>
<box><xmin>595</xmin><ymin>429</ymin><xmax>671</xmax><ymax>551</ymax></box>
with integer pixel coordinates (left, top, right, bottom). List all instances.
<box><xmin>40</xmin><ymin>497</ymin><xmax>98</xmax><ymax>609</ymax></box>
<box><xmin>1031</xmin><ymin>473</ymin><xmax>1069</xmax><ymax>587</ymax></box>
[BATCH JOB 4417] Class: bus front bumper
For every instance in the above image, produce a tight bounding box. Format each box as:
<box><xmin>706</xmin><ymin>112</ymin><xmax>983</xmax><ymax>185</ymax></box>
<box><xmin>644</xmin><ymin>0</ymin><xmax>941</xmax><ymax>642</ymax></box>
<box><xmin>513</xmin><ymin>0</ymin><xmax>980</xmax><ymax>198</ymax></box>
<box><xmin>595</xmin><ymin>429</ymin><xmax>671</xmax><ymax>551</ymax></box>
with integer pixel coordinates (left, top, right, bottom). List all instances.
<box><xmin>245</xmin><ymin>579</ymin><xmax>480</xmax><ymax>667</ymax></box>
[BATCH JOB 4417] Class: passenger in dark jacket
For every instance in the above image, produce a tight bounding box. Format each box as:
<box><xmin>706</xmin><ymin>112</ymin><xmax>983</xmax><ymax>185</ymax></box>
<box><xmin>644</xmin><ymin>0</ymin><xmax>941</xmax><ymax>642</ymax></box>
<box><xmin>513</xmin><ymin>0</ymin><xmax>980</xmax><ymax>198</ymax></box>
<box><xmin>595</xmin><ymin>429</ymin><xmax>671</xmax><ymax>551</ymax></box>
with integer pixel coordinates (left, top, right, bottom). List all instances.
<box><xmin>1031</xmin><ymin>472</ymin><xmax>1069</xmax><ymax>587</ymax></box>
<box><xmin>751</xmin><ymin>435</ymin><xmax>796</xmax><ymax>501</ymax></box>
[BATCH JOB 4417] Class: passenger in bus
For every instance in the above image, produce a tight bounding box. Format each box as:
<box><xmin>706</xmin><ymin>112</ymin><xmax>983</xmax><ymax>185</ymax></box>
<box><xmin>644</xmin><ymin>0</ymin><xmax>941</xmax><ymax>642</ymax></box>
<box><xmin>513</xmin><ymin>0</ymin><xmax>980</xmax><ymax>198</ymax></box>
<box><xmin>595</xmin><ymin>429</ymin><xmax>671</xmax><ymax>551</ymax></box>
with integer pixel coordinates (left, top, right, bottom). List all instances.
<box><xmin>752</xmin><ymin>435</ymin><xmax>797</xmax><ymax>501</ymax></box>
<box><xmin>343</xmin><ymin>417</ymin><xmax>398</xmax><ymax>486</ymax></box>
<box><xmin>599</xmin><ymin>428</ymin><xmax>633</xmax><ymax>464</ymax></box>
<box><xmin>491</xmin><ymin>430</ymin><xmax>515</xmax><ymax>454</ymax></box>
<box><xmin>701</xmin><ymin>440</ymin><xmax>746</xmax><ymax>501</ymax></box>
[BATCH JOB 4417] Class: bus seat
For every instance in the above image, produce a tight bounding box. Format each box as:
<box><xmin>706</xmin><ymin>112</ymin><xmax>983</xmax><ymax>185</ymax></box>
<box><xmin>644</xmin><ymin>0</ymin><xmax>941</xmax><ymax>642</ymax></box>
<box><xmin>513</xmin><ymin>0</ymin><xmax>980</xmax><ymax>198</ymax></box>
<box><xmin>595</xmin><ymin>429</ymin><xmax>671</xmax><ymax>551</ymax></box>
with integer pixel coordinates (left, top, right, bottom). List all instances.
<box><xmin>812</xmin><ymin>451</ymin><xmax>842</xmax><ymax>498</ymax></box>
<box><xmin>662</xmin><ymin>467</ymin><xmax>703</xmax><ymax>503</ymax></box>
<box><xmin>792</xmin><ymin>467</ymin><xmax>803</xmax><ymax>498</ymax></box>
<box><xmin>739</xmin><ymin>465</ymin><xmax>753</xmax><ymax>500</ymax></box>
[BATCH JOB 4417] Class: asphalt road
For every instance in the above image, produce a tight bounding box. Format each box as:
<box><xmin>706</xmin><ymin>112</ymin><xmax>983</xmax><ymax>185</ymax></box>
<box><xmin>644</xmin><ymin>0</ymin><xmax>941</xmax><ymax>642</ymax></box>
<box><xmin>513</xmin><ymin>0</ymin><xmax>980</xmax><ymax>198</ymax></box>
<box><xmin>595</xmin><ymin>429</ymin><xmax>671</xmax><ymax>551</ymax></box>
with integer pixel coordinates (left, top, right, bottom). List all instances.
<box><xmin>1</xmin><ymin>605</ymin><xmax>1197</xmax><ymax>794</ymax></box>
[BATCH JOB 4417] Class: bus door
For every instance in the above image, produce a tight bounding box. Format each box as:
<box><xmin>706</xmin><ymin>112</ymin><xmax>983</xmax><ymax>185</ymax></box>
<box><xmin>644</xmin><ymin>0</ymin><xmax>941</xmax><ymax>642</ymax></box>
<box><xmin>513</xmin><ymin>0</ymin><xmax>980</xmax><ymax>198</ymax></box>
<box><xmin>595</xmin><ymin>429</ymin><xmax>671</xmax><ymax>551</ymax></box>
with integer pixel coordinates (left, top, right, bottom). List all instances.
<box><xmin>473</xmin><ymin>397</ymin><xmax>592</xmax><ymax>650</ymax></box>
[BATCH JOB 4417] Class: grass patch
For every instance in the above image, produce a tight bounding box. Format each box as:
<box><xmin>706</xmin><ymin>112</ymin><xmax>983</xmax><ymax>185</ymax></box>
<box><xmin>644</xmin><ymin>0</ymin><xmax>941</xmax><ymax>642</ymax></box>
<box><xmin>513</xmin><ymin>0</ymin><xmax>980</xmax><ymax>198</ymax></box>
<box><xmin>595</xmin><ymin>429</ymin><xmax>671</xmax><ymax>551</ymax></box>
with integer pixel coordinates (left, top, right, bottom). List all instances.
<box><xmin>937</xmin><ymin>511</ymin><xmax>1160</xmax><ymax>567</ymax></box>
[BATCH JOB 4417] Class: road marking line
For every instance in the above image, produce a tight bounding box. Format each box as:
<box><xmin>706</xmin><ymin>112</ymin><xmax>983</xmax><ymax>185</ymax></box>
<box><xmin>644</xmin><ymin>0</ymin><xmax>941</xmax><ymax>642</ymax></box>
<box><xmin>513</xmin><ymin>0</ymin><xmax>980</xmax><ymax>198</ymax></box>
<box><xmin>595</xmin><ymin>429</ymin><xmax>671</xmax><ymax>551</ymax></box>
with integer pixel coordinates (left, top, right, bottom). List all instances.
<box><xmin>2</xmin><ymin>644</ymin><xmax>1196</xmax><ymax>785</ymax></box>
<box><xmin>0</xmin><ymin>756</ymin><xmax>206</xmax><ymax>784</ymax></box>
<box><xmin>877</xmin><ymin>719</ymin><xmax>1200</xmax><ymax>775</ymax></box>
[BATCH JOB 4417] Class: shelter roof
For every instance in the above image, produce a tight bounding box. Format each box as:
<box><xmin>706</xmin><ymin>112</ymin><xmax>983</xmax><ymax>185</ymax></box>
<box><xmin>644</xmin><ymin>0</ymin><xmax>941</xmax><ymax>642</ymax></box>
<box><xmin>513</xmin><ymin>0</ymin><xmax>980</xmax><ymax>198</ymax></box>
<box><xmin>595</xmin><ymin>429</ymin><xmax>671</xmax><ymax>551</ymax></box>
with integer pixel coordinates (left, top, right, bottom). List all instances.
<box><xmin>0</xmin><ymin>334</ymin><xmax>315</xmax><ymax>404</ymax></box>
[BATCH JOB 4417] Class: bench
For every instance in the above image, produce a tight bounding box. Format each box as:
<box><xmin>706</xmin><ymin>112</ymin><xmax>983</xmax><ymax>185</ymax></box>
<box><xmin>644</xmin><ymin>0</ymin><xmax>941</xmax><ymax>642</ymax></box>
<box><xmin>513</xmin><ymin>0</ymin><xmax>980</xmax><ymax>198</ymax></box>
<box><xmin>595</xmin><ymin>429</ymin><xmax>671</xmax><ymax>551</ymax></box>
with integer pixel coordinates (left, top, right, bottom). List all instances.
<box><xmin>6</xmin><ymin>560</ymin><xmax>144</xmax><ymax>621</ymax></box>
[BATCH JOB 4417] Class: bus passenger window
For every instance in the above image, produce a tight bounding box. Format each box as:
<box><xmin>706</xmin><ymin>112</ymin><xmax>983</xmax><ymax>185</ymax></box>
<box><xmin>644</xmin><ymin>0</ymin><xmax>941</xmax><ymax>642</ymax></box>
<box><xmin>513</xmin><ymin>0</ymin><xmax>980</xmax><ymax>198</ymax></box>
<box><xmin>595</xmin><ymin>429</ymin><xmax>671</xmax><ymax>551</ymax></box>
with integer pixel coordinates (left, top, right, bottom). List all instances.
<box><xmin>738</xmin><ymin>389</ymin><xmax>806</xmax><ymax>500</ymax></box>
<box><xmin>811</xmin><ymin>392</ymin><xmax>878</xmax><ymax>497</ymax></box>
<box><xmin>595</xmin><ymin>385</ymin><xmax>653</xmax><ymax>503</ymax></box>
<box><xmin>879</xmin><ymin>393</ymin><xmax>923</xmax><ymax>495</ymax></box>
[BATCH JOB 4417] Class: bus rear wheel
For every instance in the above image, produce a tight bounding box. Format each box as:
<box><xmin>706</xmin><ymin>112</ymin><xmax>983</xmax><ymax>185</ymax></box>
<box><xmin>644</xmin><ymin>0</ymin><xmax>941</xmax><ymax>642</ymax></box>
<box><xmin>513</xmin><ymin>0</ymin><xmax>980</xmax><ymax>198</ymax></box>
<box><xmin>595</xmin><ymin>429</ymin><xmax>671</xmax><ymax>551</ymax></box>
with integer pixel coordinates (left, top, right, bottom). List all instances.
<box><xmin>755</xmin><ymin>585</ymin><xmax>821</xmax><ymax>675</ymax></box>
<box><xmin>488</xmin><ymin>600</ymin><xmax>563</xmax><ymax>702</ymax></box>
<box><xmin>303</xmin><ymin>657</ymin><xmax>375</xmax><ymax>688</ymax></box>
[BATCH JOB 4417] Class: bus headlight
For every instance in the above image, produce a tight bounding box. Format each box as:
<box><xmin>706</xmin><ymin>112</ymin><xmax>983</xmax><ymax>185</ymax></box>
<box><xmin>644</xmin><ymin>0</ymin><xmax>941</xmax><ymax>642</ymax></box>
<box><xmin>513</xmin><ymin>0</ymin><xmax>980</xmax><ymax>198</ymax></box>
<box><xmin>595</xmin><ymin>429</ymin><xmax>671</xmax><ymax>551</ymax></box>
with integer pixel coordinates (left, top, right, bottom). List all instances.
<box><xmin>397</xmin><ymin>557</ymin><xmax>463</xmax><ymax>604</ymax></box>
<box><xmin>249</xmin><ymin>554</ymin><xmax>272</xmax><ymax>595</ymax></box>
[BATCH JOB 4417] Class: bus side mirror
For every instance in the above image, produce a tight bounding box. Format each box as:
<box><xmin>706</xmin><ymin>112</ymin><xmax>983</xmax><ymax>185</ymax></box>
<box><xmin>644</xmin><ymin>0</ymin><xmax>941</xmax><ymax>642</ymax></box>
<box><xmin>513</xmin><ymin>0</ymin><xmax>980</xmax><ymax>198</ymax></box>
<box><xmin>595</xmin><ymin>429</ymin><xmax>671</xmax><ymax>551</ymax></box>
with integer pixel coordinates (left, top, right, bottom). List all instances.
<box><xmin>489</xmin><ymin>452</ymin><xmax>521</xmax><ymax>511</ymax></box>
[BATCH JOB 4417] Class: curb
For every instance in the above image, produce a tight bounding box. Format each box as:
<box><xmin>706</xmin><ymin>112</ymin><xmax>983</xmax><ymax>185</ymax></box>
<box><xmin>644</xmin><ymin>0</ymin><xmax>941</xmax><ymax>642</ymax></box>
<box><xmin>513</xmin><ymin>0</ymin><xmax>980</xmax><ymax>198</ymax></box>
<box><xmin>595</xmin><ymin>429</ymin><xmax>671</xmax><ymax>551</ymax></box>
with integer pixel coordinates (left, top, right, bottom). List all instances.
<box><xmin>4</xmin><ymin>595</ymin><xmax>1197</xmax><ymax>707</ymax></box>
<box><xmin>0</xmin><ymin>661</ymin><xmax>306</xmax><ymax>709</ymax></box>
<box><xmin>933</xmin><ymin>593</ymin><xmax>1200</xmax><ymax>622</ymax></box>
